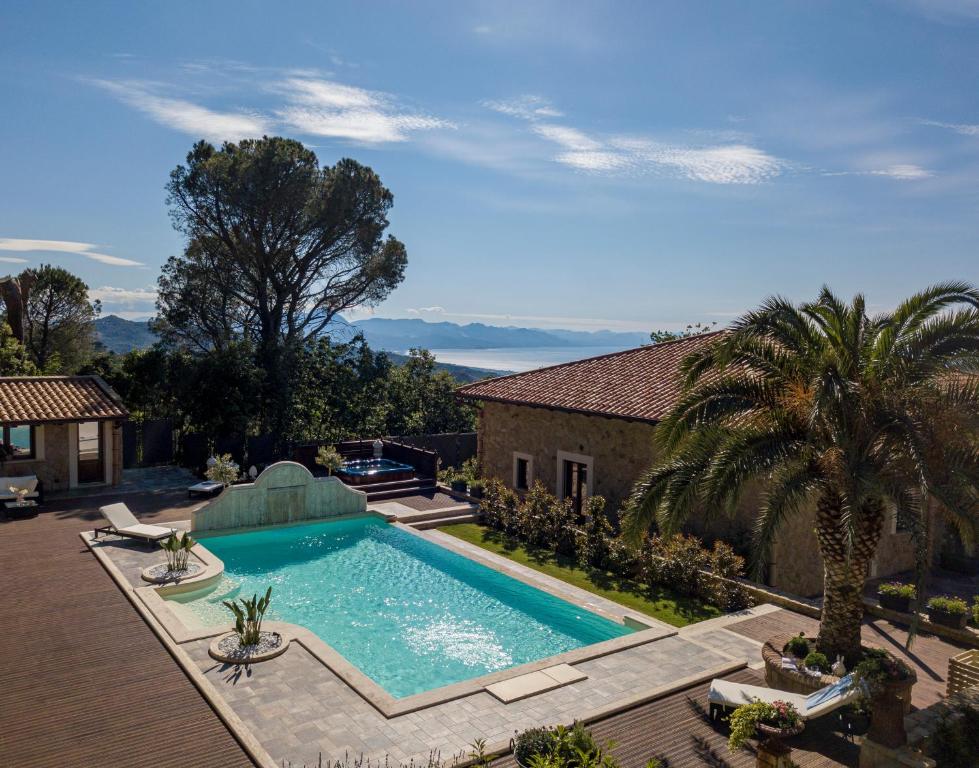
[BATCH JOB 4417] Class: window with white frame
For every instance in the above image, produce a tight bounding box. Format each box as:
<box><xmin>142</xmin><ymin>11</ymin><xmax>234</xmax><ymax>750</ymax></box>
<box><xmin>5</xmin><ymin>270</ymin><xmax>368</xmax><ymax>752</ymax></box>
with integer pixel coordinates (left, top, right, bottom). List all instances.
<box><xmin>513</xmin><ymin>452</ymin><xmax>533</xmax><ymax>491</ymax></box>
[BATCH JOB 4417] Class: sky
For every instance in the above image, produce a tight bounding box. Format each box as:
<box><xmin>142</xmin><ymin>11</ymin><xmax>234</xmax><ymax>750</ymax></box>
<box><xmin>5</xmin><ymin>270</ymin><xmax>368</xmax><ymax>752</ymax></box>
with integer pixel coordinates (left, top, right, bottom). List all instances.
<box><xmin>1</xmin><ymin>0</ymin><xmax>978</xmax><ymax>332</ymax></box>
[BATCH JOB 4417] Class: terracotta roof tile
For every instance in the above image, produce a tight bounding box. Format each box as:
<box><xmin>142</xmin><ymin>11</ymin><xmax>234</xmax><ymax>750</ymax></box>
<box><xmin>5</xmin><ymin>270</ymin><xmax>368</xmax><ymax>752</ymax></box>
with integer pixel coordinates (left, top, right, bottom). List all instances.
<box><xmin>0</xmin><ymin>376</ymin><xmax>129</xmax><ymax>425</ymax></box>
<box><xmin>456</xmin><ymin>332</ymin><xmax>724</xmax><ymax>423</ymax></box>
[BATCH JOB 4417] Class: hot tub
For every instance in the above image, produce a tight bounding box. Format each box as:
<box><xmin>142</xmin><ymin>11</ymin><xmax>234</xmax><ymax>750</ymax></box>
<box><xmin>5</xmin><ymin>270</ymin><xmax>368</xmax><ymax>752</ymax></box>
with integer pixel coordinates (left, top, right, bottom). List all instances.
<box><xmin>337</xmin><ymin>458</ymin><xmax>414</xmax><ymax>485</ymax></box>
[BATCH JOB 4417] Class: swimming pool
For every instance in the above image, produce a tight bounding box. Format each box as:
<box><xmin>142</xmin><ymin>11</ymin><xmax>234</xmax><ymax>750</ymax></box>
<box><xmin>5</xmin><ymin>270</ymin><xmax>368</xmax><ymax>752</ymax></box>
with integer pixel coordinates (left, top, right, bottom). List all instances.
<box><xmin>167</xmin><ymin>516</ymin><xmax>632</xmax><ymax>698</ymax></box>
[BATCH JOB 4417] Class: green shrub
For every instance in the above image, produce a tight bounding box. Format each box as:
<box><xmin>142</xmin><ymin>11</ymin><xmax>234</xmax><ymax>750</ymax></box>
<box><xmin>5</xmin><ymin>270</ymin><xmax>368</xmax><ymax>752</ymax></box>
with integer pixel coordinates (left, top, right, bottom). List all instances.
<box><xmin>577</xmin><ymin>496</ymin><xmax>615</xmax><ymax>569</ymax></box>
<box><xmin>851</xmin><ymin>647</ymin><xmax>914</xmax><ymax>697</ymax></box>
<box><xmin>927</xmin><ymin>595</ymin><xmax>969</xmax><ymax>615</ymax></box>
<box><xmin>926</xmin><ymin>704</ymin><xmax>979</xmax><ymax>768</ymax></box>
<box><xmin>707</xmin><ymin>541</ymin><xmax>750</xmax><ymax>611</ymax></box>
<box><xmin>973</xmin><ymin>596</ymin><xmax>979</xmax><ymax>627</ymax></box>
<box><xmin>481</xmin><ymin>479</ymin><xmax>521</xmax><ymax>534</ymax></box>
<box><xmin>784</xmin><ymin>633</ymin><xmax>810</xmax><ymax>658</ymax></box>
<box><xmin>314</xmin><ymin>445</ymin><xmax>344</xmax><ymax>475</ymax></box>
<box><xmin>878</xmin><ymin>582</ymin><xmax>916</xmax><ymax>599</ymax></box>
<box><xmin>804</xmin><ymin>651</ymin><xmax>830</xmax><ymax>673</ymax></box>
<box><xmin>205</xmin><ymin>453</ymin><xmax>240</xmax><ymax>485</ymax></box>
<box><xmin>460</xmin><ymin>456</ymin><xmax>481</xmax><ymax>483</ymax></box>
<box><xmin>639</xmin><ymin>533</ymin><xmax>709</xmax><ymax>597</ymax></box>
<box><xmin>514</xmin><ymin>727</ymin><xmax>555</xmax><ymax>765</ymax></box>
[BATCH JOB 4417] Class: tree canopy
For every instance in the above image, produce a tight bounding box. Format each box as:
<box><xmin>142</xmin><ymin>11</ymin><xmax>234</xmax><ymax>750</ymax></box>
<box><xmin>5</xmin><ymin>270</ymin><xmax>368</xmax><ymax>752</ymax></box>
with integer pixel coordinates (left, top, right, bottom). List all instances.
<box><xmin>22</xmin><ymin>264</ymin><xmax>99</xmax><ymax>373</ymax></box>
<box><xmin>156</xmin><ymin>137</ymin><xmax>409</xmax><ymax>436</ymax></box>
<box><xmin>625</xmin><ymin>283</ymin><xmax>979</xmax><ymax>662</ymax></box>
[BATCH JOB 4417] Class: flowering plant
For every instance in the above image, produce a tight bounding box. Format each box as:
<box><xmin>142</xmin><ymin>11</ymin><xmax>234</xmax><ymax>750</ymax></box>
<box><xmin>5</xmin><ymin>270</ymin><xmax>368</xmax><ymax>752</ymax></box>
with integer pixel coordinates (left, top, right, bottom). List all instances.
<box><xmin>727</xmin><ymin>699</ymin><xmax>801</xmax><ymax>751</ymax></box>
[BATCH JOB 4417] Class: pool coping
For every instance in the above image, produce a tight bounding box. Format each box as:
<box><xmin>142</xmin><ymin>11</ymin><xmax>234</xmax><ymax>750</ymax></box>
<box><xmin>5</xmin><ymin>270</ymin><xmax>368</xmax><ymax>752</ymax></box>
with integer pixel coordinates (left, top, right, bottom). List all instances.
<box><xmin>83</xmin><ymin>511</ymin><xmax>680</xmax><ymax>719</ymax></box>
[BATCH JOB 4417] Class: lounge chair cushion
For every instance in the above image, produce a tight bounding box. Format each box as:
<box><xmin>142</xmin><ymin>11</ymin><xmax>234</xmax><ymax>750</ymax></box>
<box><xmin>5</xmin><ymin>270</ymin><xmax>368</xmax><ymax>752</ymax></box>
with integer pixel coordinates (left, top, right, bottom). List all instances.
<box><xmin>113</xmin><ymin>523</ymin><xmax>175</xmax><ymax>541</ymax></box>
<box><xmin>99</xmin><ymin>503</ymin><xmax>174</xmax><ymax>540</ymax></box>
<box><xmin>708</xmin><ymin>673</ymin><xmax>857</xmax><ymax>719</ymax></box>
<box><xmin>708</xmin><ymin>679</ymin><xmax>808</xmax><ymax>711</ymax></box>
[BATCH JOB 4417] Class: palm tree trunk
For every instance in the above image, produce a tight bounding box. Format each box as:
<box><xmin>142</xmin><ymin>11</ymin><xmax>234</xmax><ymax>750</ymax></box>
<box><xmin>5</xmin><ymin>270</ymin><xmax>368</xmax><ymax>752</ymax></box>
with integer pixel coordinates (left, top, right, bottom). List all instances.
<box><xmin>814</xmin><ymin>493</ymin><xmax>885</xmax><ymax>665</ymax></box>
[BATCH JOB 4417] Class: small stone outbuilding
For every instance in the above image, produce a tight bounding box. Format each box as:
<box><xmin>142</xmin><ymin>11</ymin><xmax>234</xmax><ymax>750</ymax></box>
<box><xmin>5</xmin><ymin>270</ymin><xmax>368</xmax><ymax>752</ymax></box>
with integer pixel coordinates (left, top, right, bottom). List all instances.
<box><xmin>456</xmin><ymin>334</ymin><xmax>916</xmax><ymax>597</ymax></box>
<box><xmin>0</xmin><ymin>375</ymin><xmax>129</xmax><ymax>492</ymax></box>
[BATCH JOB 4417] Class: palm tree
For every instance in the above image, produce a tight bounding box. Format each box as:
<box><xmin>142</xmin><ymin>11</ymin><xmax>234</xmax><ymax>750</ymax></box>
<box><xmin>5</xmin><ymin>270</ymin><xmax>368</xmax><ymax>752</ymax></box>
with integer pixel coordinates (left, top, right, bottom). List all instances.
<box><xmin>624</xmin><ymin>283</ymin><xmax>979</xmax><ymax>663</ymax></box>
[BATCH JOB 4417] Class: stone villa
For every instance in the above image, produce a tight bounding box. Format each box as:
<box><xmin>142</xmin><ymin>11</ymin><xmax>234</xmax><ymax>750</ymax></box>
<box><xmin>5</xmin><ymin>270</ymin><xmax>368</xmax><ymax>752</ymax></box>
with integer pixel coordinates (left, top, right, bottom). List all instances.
<box><xmin>457</xmin><ymin>334</ymin><xmax>916</xmax><ymax>596</ymax></box>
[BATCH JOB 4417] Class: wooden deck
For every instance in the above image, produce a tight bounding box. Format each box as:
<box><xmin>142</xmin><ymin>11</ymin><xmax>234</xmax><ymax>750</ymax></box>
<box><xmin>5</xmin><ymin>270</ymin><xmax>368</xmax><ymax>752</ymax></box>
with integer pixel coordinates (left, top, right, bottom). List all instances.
<box><xmin>0</xmin><ymin>491</ymin><xmax>254</xmax><ymax>768</ymax></box>
<box><xmin>493</xmin><ymin>669</ymin><xmax>858</xmax><ymax>768</ymax></box>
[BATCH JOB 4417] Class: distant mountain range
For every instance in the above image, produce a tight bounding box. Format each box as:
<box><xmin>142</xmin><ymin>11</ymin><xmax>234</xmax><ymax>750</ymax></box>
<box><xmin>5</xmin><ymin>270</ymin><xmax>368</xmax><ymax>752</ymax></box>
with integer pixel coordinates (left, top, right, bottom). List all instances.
<box><xmin>348</xmin><ymin>317</ymin><xmax>650</xmax><ymax>350</ymax></box>
<box><xmin>92</xmin><ymin>315</ymin><xmax>507</xmax><ymax>383</ymax></box>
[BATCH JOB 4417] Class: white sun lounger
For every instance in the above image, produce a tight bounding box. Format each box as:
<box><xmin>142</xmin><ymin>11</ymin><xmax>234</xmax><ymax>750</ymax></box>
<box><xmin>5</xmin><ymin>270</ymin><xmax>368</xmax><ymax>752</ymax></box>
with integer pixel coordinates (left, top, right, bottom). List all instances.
<box><xmin>95</xmin><ymin>502</ymin><xmax>176</xmax><ymax>545</ymax></box>
<box><xmin>708</xmin><ymin>674</ymin><xmax>858</xmax><ymax>722</ymax></box>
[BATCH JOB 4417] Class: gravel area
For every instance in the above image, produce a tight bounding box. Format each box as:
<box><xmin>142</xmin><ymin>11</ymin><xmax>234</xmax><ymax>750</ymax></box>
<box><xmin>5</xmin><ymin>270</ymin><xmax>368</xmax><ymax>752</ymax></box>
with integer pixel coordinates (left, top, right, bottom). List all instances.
<box><xmin>216</xmin><ymin>632</ymin><xmax>283</xmax><ymax>662</ymax></box>
<box><xmin>145</xmin><ymin>562</ymin><xmax>202</xmax><ymax>581</ymax></box>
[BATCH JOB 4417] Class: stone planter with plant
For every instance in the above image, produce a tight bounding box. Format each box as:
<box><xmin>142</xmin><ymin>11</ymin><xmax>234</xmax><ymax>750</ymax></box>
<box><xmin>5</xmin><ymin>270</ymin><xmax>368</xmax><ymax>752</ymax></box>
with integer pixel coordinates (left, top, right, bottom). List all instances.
<box><xmin>926</xmin><ymin>596</ymin><xmax>969</xmax><ymax>629</ymax></box>
<box><xmin>512</xmin><ymin>722</ymin><xmax>633</xmax><ymax>768</ymax></box>
<box><xmin>727</xmin><ymin>699</ymin><xmax>804</xmax><ymax>752</ymax></box>
<box><xmin>210</xmin><ymin>586</ymin><xmax>287</xmax><ymax>664</ymax></box>
<box><xmin>851</xmin><ymin>647</ymin><xmax>916</xmax><ymax>748</ymax></box>
<box><xmin>877</xmin><ymin>582</ymin><xmax>916</xmax><ymax>613</ymax></box>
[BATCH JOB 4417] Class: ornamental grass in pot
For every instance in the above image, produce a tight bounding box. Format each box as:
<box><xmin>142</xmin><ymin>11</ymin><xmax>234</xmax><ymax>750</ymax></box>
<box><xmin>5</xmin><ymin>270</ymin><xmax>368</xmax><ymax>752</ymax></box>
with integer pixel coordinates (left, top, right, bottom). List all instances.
<box><xmin>877</xmin><ymin>582</ymin><xmax>916</xmax><ymax>613</ymax></box>
<box><xmin>926</xmin><ymin>596</ymin><xmax>969</xmax><ymax>630</ymax></box>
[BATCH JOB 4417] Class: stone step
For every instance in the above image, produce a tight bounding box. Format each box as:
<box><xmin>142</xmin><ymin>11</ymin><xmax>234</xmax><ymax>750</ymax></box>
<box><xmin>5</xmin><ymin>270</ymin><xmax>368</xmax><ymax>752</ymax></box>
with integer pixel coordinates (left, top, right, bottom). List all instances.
<box><xmin>365</xmin><ymin>482</ymin><xmax>437</xmax><ymax>502</ymax></box>
<box><xmin>409</xmin><ymin>513</ymin><xmax>480</xmax><ymax>530</ymax></box>
<box><xmin>390</xmin><ymin>504</ymin><xmax>476</xmax><ymax>524</ymax></box>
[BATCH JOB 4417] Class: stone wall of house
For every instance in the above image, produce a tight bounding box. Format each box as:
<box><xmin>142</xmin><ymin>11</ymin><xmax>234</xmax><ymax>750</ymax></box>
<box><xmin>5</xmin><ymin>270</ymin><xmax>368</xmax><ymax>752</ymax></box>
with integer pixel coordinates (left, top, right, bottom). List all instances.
<box><xmin>1</xmin><ymin>423</ymin><xmax>71</xmax><ymax>492</ymax></box>
<box><xmin>477</xmin><ymin>401</ymin><xmax>658</xmax><ymax>513</ymax></box>
<box><xmin>476</xmin><ymin>400</ymin><xmax>920</xmax><ymax>598</ymax></box>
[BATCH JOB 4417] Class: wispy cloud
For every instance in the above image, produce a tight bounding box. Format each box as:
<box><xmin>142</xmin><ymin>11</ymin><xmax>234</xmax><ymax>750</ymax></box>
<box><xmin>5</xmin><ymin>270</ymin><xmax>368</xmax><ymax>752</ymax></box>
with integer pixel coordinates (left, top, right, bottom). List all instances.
<box><xmin>275</xmin><ymin>77</ymin><xmax>453</xmax><ymax>143</ymax></box>
<box><xmin>483</xmin><ymin>95</ymin><xmax>563</xmax><ymax>120</ymax></box>
<box><xmin>90</xmin><ymin>69</ymin><xmax>452</xmax><ymax>146</ymax></box>
<box><xmin>0</xmin><ymin>257</ymin><xmax>28</xmax><ymax>264</ymax></box>
<box><xmin>89</xmin><ymin>285</ymin><xmax>158</xmax><ymax>319</ymax></box>
<box><xmin>406</xmin><ymin>306</ymin><xmax>446</xmax><ymax>315</ymax></box>
<box><xmin>90</xmin><ymin>79</ymin><xmax>271</xmax><ymax>142</ymax></box>
<box><xmin>870</xmin><ymin>163</ymin><xmax>934</xmax><ymax>180</ymax></box>
<box><xmin>920</xmin><ymin>118</ymin><xmax>979</xmax><ymax>136</ymax></box>
<box><xmin>0</xmin><ymin>239</ymin><xmax>143</xmax><ymax>266</ymax></box>
<box><xmin>487</xmin><ymin>99</ymin><xmax>785</xmax><ymax>184</ymax></box>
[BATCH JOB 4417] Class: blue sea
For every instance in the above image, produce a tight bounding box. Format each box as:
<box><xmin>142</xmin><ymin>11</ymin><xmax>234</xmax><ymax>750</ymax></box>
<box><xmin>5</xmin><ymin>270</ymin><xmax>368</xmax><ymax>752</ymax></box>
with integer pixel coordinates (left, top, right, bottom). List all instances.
<box><xmin>427</xmin><ymin>345</ymin><xmax>633</xmax><ymax>373</ymax></box>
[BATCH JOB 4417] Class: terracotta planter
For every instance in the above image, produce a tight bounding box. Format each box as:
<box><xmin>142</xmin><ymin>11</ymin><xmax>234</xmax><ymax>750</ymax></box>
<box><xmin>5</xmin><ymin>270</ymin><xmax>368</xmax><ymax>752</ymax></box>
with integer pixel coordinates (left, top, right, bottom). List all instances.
<box><xmin>878</xmin><ymin>593</ymin><xmax>912</xmax><ymax>613</ymax></box>
<box><xmin>867</xmin><ymin>674</ymin><xmax>916</xmax><ymax>748</ymax></box>
<box><xmin>927</xmin><ymin>607</ymin><xmax>969</xmax><ymax>629</ymax></box>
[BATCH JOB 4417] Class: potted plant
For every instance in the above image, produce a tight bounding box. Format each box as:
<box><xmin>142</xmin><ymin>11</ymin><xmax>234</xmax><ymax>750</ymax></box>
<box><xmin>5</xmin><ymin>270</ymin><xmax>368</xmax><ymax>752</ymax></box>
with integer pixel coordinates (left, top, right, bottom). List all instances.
<box><xmin>783</xmin><ymin>632</ymin><xmax>811</xmax><ymax>659</ymax></box>
<box><xmin>450</xmin><ymin>472</ymin><xmax>468</xmax><ymax>494</ymax></box>
<box><xmin>161</xmin><ymin>531</ymin><xmax>195</xmax><ymax>573</ymax></box>
<box><xmin>878</xmin><ymin>582</ymin><xmax>916</xmax><ymax>613</ymax></box>
<box><xmin>851</xmin><ymin>647</ymin><xmax>916</xmax><ymax>748</ymax></box>
<box><xmin>205</xmin><ymin>453</ymin><xmax>241</xmax><ymax>486</ymax></box>
<box><xmin>926</xmin><ymin>596</ymin><xmax>969</xmax><ymax>629</ymax></box>
<box><xmin>315</xmin><ymin>445</ymin><xmax>344</xmax><ymax>477</ymax></box>
<box><xmin>803</xmin><ymin>651</ymin><xmax>830</xmax><ymax>674</ymax></box>
<box><xmin>727</xmin><ymin>699</ymin><xmax>803</xmax><ymax>751</ymax></box>
<box><xmin>468</xmin><ymin>478</ymin><xmax>485</xmax><ymax>499</ymax></box>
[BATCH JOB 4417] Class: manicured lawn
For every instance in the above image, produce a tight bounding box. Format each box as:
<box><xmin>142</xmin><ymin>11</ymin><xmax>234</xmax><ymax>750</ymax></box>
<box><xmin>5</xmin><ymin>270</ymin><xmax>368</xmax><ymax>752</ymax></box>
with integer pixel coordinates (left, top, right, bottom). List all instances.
<box><xmin>439</xmin><ymin>522</ymin><xmax>721</xmax><ymax>628</ymax></box>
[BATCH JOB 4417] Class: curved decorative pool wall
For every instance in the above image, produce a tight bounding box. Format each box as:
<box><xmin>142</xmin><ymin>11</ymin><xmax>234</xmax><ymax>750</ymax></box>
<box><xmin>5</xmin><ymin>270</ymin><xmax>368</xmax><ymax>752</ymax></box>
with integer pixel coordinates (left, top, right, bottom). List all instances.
<box><xmin>169</xmin><ymin>515</ymin><xmax>633</xmax><ymax>699</ymax></box>
<box><xmin>337</xmin><ymin>458</ymin><xmax>415</xmax><ymax>485</ymax></box>
<box><xmin>191</xmin><ymin>461</ymin><xmax>367</xmax><ymax>532</ymax></box>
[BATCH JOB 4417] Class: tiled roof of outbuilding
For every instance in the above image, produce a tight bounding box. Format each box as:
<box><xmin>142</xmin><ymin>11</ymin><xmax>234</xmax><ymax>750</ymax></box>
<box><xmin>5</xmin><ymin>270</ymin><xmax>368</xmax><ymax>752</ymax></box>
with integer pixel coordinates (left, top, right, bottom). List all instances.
<box><xmin>456</xmin><ymin>332</ymin><xmax>724</xmax><ymax>423</ymax></box>
<box><xmin>0</xmin><ymin>376</ymin><xmax>129</xmax><ymax>425</ymax></box>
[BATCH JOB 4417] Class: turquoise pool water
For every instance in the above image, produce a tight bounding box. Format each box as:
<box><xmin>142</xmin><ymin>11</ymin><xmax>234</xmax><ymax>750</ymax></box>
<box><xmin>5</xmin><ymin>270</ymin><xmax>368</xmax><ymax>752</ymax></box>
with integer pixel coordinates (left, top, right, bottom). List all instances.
<box><xmin>168</xmin><ymin>516</ymin><xmax>632</xmax><ymax>698</ymax></box>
